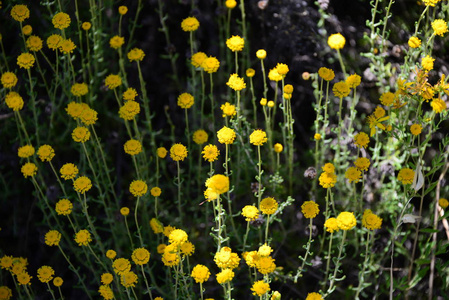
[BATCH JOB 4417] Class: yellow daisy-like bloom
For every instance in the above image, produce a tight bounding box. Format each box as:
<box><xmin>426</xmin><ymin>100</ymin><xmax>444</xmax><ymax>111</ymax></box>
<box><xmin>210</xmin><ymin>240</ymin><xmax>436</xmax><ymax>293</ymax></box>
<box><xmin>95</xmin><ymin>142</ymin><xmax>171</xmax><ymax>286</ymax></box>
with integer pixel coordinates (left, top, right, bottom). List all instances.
<box><xmin>105</xmin><ymin>74</ymin><xmax>122</xmax><ymax>89</ymax></box>
<box><xmin>18</xmin><ymin>145</ymin><xmax>35</xmax><ymax>158</ymax></box>
<box><xmin>216</xmin><ymin>269</ymin><xmax>234</xmax><ymax>284</ymax></box>
<box><xmin>246</xmin><ymin>68</ymin><xmax>256</xmax><ymax>77</ymax></box>
<box><xmin>226</xmin><ymin>35</ymin><xmax>245</xmax><ymax>52</ymax></box>
<box><xmin>268</xmin><ymin>101</ymin><xmax>275</xmax><ymax>108</ymax></box>
<box><xmin>170</xmin><ymin>143</ymin><xmax>188</xmax><ymax>161</ymax></box>
<box><xmin>226</xmin><ymin>73</ymin><xmax>246</xmax><ymax>91</ymax></box>
<box><xmin>106</xmin><ymin>250</ymin><xmax>117</xmax><ymax>260</ymax></box>
<box><xmin>21</xmin><ymin>162</ymin><xmax>37</xmax><ymax>178</ymax></box>
<box><xmin>318</xmin><ymin>172</ymin><xmax>337</xmax><ymax>188</ymax></box>
<box><xmin>268</xmin><ymin>68</ymin><xmax>283</xmax><ymax>81</ymax></box>
<box><xmin>81</xmin><ymin>22</ymin><xmax>91</xmax><ymax>30</ymax></box>
<box><xmin>52</xmin><ymin>12</ymin><xmax>71</xmax><ymax>29</ymax></box>
<box><xmin>226</xmin><ymin>0</ymin><xmax>237</xmax><ymax>8</ymax></box>
<box><xmin>1</xmin><ymin>72</ymin><xmax>18</xmax><ymax>89</ymax></box>
<box><xmin>79</xmin><ymin>108</ymin><xmax>98</xmax><ymax>126</ymax></box>
<box><xmin>322</xmin><ymin>163</ymin><xmax>335</xmax><ymax>174</ymax></box>
<box><xmin>242</xmin><ymin>251</ymin><xmax>259</xmax><ymax>268</ymax></box>
<box><xmin>362</xmin><ymin>209</ymin><xmax>382</xmax><ymax>230</ymax></box>
<box><xmin>328</xmin><ymin>33</ymin><xmax>345</xmax><ymax>50</ymax></box>
<box><xmin>120</xmin><ymin>271</ymin><xmax>138</xmax><ymax>288</ymax></box>
<box><xmin>124</xmin><ymin>139</ymin><xmax>142</xmax><ymax>156</ymax></box>
<box><xmin>202</xmin><ymin>144</ymin><xmax>220</xmax><ymax>162</ymax></box>
<box><xmin>120</xmin><ymin>207</ymin><xmax>130</xmax><ymax>216</ymax></box>
<box><xmin>206</xmin><ymin>174</ymin><xmax>230</xmax><ymax>195</ymax></box>
<box><xmin>324</xmin><ymin>217</ymin><xmax>339</xmax><ymax>233</ymax></box>
<box><xmin>336</xmin><ymin>212</ymin><xmax>357</xmax><ymax>230</ymax></box>
<box><xmin>251</xmin><ymin>280</ymin><xmax>270</xmax><ymax>296</ymax></box>
<box><xmin>431</xmin><ymin>97</ymin><xmax>446</xmax><ymax>113</ymax></box>
<box><xmin>74</xmin><ymin>229</ymin><xmax>92</xmax><ymax>246</ymax></box>
<box><xmin>314</xmin><ymin>133</ymin><xmax>321</xmax><ymax>140</ymax></box>
<box><xmin>123</xmin><ymin>88</ymin><xmax>138</xmax><ymax>101</ymax></box>
<box><xmin>421</xmin><ymin>55</ymin><xmax>435</xmax><ymax>71</ymax></box>
<box><xmin>53</xmin><ymin>277</ymin><xmax>63</xmax><ymax>287</ymax></box>
<box><xmin>60</xmin><ymin>163</ymin><xmax>78</xmax><ymax>180</ymax></box>
<box><xmin>16</xmin><ymin>272</ymin><xmax>32</xmax><ymax>285</ymax></box>
<box><xmin>306</xmin><ymin>292</ymin><xmax>323</xmax><ymax>300</ymax></box>
<box><xmin>191</xmin><ymin>52</ymin><xmax>207</xmax><ymax>68</ymax></box>
<box><xmin>201</xmin><ymin>56</ymin><xmax>220</xmax><ymax>73</ymax></box>
<box><xmin>45</xmin><ymin>230</ymin><xmax>61</xmax><ymax>246</ymax></box>
<box><xmin>354</xmin><ymin>157</ymin><xmax>370</xmax><ymax>171</ymax></box>
<box><xmin>408</xmin><ymin>36</ymin><xmax>421</xmax><ymax>48</ymax></box>
<box><xmin>181</xmin><ymin>16</ymin><xmax>200</xmax><ymax>32</ymax></box>
<box><xmin>191</xmin><ymin>264</ymin><xmax>210</xmax><ymax>283</ymax></box>
<box><xmin>22</xmin><ymin>25</ymin><xmax>33</xmax><ymax>35</ymax></box>
<box><xmin>71</xmin><ymin>83</ymin><xmax>89</xmax><ymax>97</ymax></box>
<box><xmin>256</xmin><ymin>49</ymin><xmax>267</xmax><ymax>59</ymax></box>
<box><xmin>373</xmin><ymin>106</ymin><xmax>385</xmax><ymax>119</ymax></box>
<box><xmin>150</xmin><ymin>218</ymin><xmax>164</xmax><ymax>234</ymax></box>
<box><xmin>11</xmin><ymin>5</ymin><xmax>30</xmax><ymax>22</ymax></box>
<box><xmin>169</xmin><ymin>229</ymin><xmax>188</xmax><ymax>246</ymax></box>
<box><xmin>217</xmin><ymin>126</ymin><xmax>236</xmax><ymax>144</ymax></box>
<box><xmin>301</xmin><ymin>201</ymin><xmax>320</xmax><ymax>219</ymax></box>
<box><xmin>101</xmin><ymin>273</ymin><xmax>113</xmax><ymax>285</ymax></box>
<box><xmin>332</xmin><ymin>81</ymin><xmax>350</xmax><ymax>98</ymax></box>
<box><xmin>119</xmin><ymin>100</ymin><xmax>140</xmax><ymax>120</ymax></box>
<box><xmin>397</xmin><ymin>168</ymin><xmax>415</xmax><ymax>184</ymax></box>
<box><xmin>26</xmin><ymin>35</ymin><xmax>43</xmax><ymax>52</ymax></box>
<box><xmin>59</xmin><ymin>38</ymin><xmax>76</xmax><ymax>54</ymax></box>
<box><xmin>255</xmin><ymin>256</ymin><xmax>276</xmax><ymax>274</ymax></box>
<box><xmin>180</xmin><ymin>241</ymin><xmax>195</xmax><ymax>256</ymax></box>
<box><xmin>132</xmin><ymin>248</ymin><xmax>150</xmax><ymax>265</ymax></box>
<box><xmin>274</xmin><ymin>143</ymin><xmax>283</xmax><ymax>153</ymax></box>
<box><xmin>157</xmin><ymin>244</ymin><xmax>167</xmax><ymax>254</ymax></box>
<box><xmin>150</xmin><ymin>187</ymin><xmax>161</xmax><ymax>197</ymax></box>
<box><xmin>258</xmin><ymin>244</ymin><xmax>273</xmax><ymax>257</ymax></box>
<box><xmin>439</xmin><ymin>198</ymin><xmax>449</xmax><ymax>209</ymax></box>
<box><xmin>98</xmin><ymin>285</ymin><xmax>114</xmax><ymax>300</ymax></box>
<box><xmin>177</xmin><ymin>92</ymin><xmax>194</xmax><ymax>109</ymax></box>
<box><xmin>276</xmin><ymin>63</ymin><xmax>289</xmax><ymax>76</ymax></box>
<box><xmin>284</xmin><ymin>84</ymin><xmax>294</xmax><ymax>94</ymax></box>
<box><xmin>157</xmin><ymin>147</ymin><xmax>167</xmax><ymax>158</ymax></box>
<box><xmin>0</xmin><ymin>256</ymin><xmax>13</xmax><ymax>270</ymax></box>
<box><xmin>318</xmin><ymin>67</ymin><xmax>335</xmax><ymax>81</ymax></box>
<box><xmin>109</xmin><ymin>35</ymin><xmax>124</xmax><ymax>49</ymax></box>
<box><xmin>162</xmin><ymin>244</ymin><xmax>181</xmax><ymax>267</ymax></box>
<box><xmin>423</xmin><ymin>0</ymin><xmax>441</xmax><ymax>6</ymax></box>
<box><xmin>47</xmin><ymin>34</ymin><xmax>62</xmax><ymax>50</ymax></box>
<box><xmin>113</xmin><ymin>258</ymin><xmax>131</xmax><ymax>275</ymax></box>
<box><xmin>380</xmin><ymin>91</ymin><xmax>395</xmax><ymax>106</ymax></box>
<box><xmin>260</xmin><ymin>197</ymin><xmax>278</xmax><ymax>215</ymax></box>
<box><xmin>221</xmin><ymin>102</ymin><xmax>236</xmax><ymax>118</ymax></box>
<box><xmin>163</xmin><ymin>225</ymin><xmax>176</xmax><ymax>237</ymax></box>
<box><xmin>73</xmin><ymin>176</ymin><xmax>92</xmax><ymax>194</ymax></box>
<box><xmin>72</xmin><ymin>126</ymin><xmax>90</xmax><ymax>143</ymax></box>
<box><xmin>37</xmin><ymin>266</ymin><xmax>54</xmax><ymax>283</ymax></box>
<box><xmin>431</xmin><ymin>19</ymin><xmax>448</xmax><ymax>37</ymax></box>
<box><xmin>260</xmin><ymin>98</ymin><xmax>267</xmax><ymax>106</ymax></box>
<box><xmin>55</xmin><ymin>198</ymin><xmax>73</xmax><ymax>215</ymax></box>
<box><xmin>354</xmin><ymin>132</ymin><xmax>370</xmax><ymax>148</ymax></box>
<box><xmin>5</xmin><ymin>91</ymin><xmax>24</xmax><ymax>111</ymax></box>
<box><xmin>37</xmin><ymin>145</ymin><xmax>55</xmax><ymax>162</ymax></box>
<box><xmin>242</xmin><ymin>205</ymin><xmax>259</xmax><ymax>221</ymax></box>
<box><xmin>127</xmin><ymin>48</ymin><xmax>145</xmax><ymax>61</ymax></box>
<box><xmin>214</xmin><ymin>247</ymin><xmax>240</xmax><ymax>269</ymax></box>
<box><xmin>193</xmin><ymin>129</ymin><xmax>208</xmax><ymax>145</ymax></box>
<box><xmin>345</xmin><ymin>167</ymin><xmax>362</xmax><ymax>183</ymax></box>
<box><xmin>118</xmin><ymin>6</ymin><xmax>128</xmax><ymax>15</ymax></box>
<box><xmin>250</xmin><ymin>129</ymin><xmax>268</xmax><ymax>146</ymax></box>
<box><xmin>410</xmin><ymin>124</ymin><xmax>422</xmax><ymax>136</ymax></box>
<box><xmin>17</xmin><ymin>52</ymin><xmax>35</xmax><ymax>69</ymax></box>
<box><xmin>129</xmin><ymin>179</ymin><xmax>148</xmax><ymax>197</ymax></box>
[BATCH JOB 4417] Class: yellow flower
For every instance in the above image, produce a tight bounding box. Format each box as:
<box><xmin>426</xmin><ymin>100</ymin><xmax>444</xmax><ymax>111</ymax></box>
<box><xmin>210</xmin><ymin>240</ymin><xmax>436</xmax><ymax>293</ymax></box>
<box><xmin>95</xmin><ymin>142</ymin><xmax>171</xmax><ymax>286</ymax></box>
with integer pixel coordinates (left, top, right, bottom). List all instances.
<box><xmin>260</xmin><ymin>197</ymin><xmax>278</xmax><ymax>215</ymax></box>
<box><xmin>26</xmin><ymin>36</ymin><xmax>43</xmax><ymax>52</ymax></box>
<box><xmin>17</xmin><ymin>52</ymin><xmax>35</xmax><ymax>69</ymax></box>
<box><xmin>0</xmin><ymin>256</ymin><xmax>13</xmax><ymax>270</ymax></box>
<box><xmin>132</xmin><ymin>248</ymin><xmax>150</xmax><ymax>265</ymax></box>
<box><xmin>346</xmin><ymin>73</ymin><xmax>361</xmax><ymax>88</ymax></box>
<box><xmin>258</xmin><ymin>244</ymin><xmax>273</xmax><ymax>257</ymax></box>
<box><xmin>431</xmin><ymin>19</ymin><xmax>448</xmax><ymax>37</ymax></box>
<box><xmin>268</xmin><ymin>68</ymin><xmax>282</xmax><ymax>81</ymax></box>
<box><xmin>439</xmin><ymin>198</ymin><xmax>449</xmax><ymax>209</ymax></box>
<box><xmin>169</xmin><ymin>229</ymin><xmax>188</xmax><ymax>246</ymax></box>
<box><xmin>362</xmin><ymin>209</ymin><xmax>382</xmax><ymax>230</ymax></box>
<box><xmin>373</xmin><ymin>106</ymin><xmax>385</xmax><ymax>119</ymax></box>
<box><xmin>37</xmin><ymin>266</ymin><xmax>55</xmax><ymax>283</ymax></box>
<box><xmin>251</xmin><ymin>280</ymin><xmax>270</xmax><ymax>296</ymax></box>
<box><xmin>217</xmin><ymin>126</ymin><xmax>236</xmax><ymax>144</ymax></box>
<box><xmin>206</xmin><ymin>174</ymin><xmax>229</xmax><ymax>195</ymax></box>
<box><xmin>202</xmin><ymin>144</ymin><xmax>220</xmax><ymax>162</ymax></box>
<box><xmin>274</xmin><ymin>143</ymin><xmax>283</xmax><ymax>153</ymax></box>
<box><xmin>118</xmin><ymin>6</ymin><xmax>128</xmax><ymax>15</ymax></box>
<box><xmin>129</xmin><ymin>179</ymin><xmax>148</xmax><ymax>197</ymax></box>
<box><xmin>398</xmin><ymin>168</ymin><xmax>415</xmax><ymax>184</ymax></box>
<box><xmin>82</xmin><ymin>22</ymin><xmax>91</xmax><ymax>30</ymax></box>
<box><xmin>408</xmin><ymin>36</ymin><xmax>421</xmax><ymax>48</ymax></box>
<box><xmin>47</xmin><ymin>34</ymin><xmax>63</xmax><ymax>50</ymax></box>
<box><xmin>226</xmin><ymin>35</ymin><xmax>245</xmax><ymax>52</ymax></box>
<box><xmin>157</xmin><ymin>147</ymin><xmax>168</xmax><ymax>158</ymax></box>
<box><xmin>18</xmin><ymin>145</ymin><xmax>35</xmax><ymax>158</ymax></box>
<box><xmin>276</xmin><ymin>63</ymin><xmax>289</xmax><ymax>75</ymax></box>
<box><xmin>260</xmin><ymin>98</ymin><xmax>268</xmax><ymax>106</ymax></box>
<box><xmin>157</xmin><ymin>243</ymin><xmax>166</xmax><ymax>254</ymax></box>
<box><xmin>246</xmin><ymin>68</ymin><xmax>256</xmax><ymax>77</ymax></box>
<box><xmin>242</xmin><ymin>205</ymin><xmax>259</xmax><ymax>221</ymax></box>
<box><xmin>36</xmin><ymin>145</ymin><xmax>55</xmax><ymax>162</ymax></box>
<box><xmin>1</xmin><ymin>72</ymin><xmax>18</xmax><ymax>89</ymax></box>
<box><xmin>113</xmin><ymin>258</ymin><xmax>131</xmax><ymax>275</ymax></box>
<box><xmin>22</xmin><ymin>25</ymin><xmax>33</xmax><ymax>35</ymax></box>
<box><xmin>55</xmin><ymin>199</ymin><xmax>72</xmax><ymax>215</ymax></box>
<box><xmin>345</xmin><ymin>167</ymin><xmax>362</xmax><ymax>183</ymax></box>
<box><xmin>431</xmin><ymin>97</ymin><xmax>446</xmax><ymax>113</ymax></box>
<box><xmin>45</xmin><ymin>230</ymin><xmax>61</xmax><ymax>246</ymax></box>
<box><xmin>106</xmin><ymin>250</ymin><xmax>117</xmax><ymax>260</ymax></box>
<box><xmin>191</xmin><ymin>52</ymin><xmax>207</xmax><ymax>68</ymax></box>
<box><xmin>318</xmin><ymin>171</ymin><xmax>337</xmax><ymax>188</ymax></box>
<box><xmin>314</xmin><ymin>133</ymin><xmax>321</xmax><ymax>140</ymax></box>
<box><xmin>268</xmin><ymin>101</ymin><xmax>275</xmax><ymax>108</ymax></box>
<box><xmin>150</xmin><ymin>187</ymin><xmax>161</xmax><ymax>197</ymax></box>
<box><xmin>332</xmin><ymin>81</ymin><xmax>350</xmax><ymax>98</ymax></box>
<box><xmin>301</xmin><ymin>201</ymin><xmax>320</xmax><ymax>219</ymax></box>
<box><xmin>59</xmin><ymin>38</ymin><xmax>76</xmax><ymax>54</ymax></box>
<box><xmin>250</xmin><ymin>129</ymin><xmax>268</xmax><ymax>146</ymax></box>
<box><xmin>214</xmin><ymin>247</ymin><xmax>241</xmax><ymax>270</ymax></box>
<box><xmin>21</xmin><ymin>162</ymin><xmax>37</xmax><ymax>178</ymax></box>
<box><xmin>221</xmin><ymin>102</ymin><xmax>236</xmax><ymax>118</ymax></box>
<box><xmin>53</xmin><ymin>277</ymin><xmax>63</xmax><ymax>287</ymax></box>
<box><xmin>80</xmin><ymin>108</ymin><xmax>98</xmax><ymax>126</ymax></box>
<box><xmin>336</xmin><ymin>211</ymin><xmax>357</xmax><ymax>230</ymax></box>
<box><xmin>60</xmin><ymin>163</ymin><xmax>78</xmax><ymax>180</ymax></box>
<box><xmin>73</xmin><ymin>176</ymin><xmax>92</xmax><ymax>194</ymax></box>
<box><xmin>216</xmin><ymin>269</ymin><xmax>234</xmax><ymax>284</ymax></box>
<box><xmin>105</xmin><ymin>74</ymin><xmax>122</xmax><ymax>89</ymax></box>
<box><xmin>123</xmin><ymin>88</ymin><xmax>138</xmax><ymax>101</ymax></box>
<box><xmin>5</xmin><ymin>91</ymin><xmax>24</xmax><ymax>111</ymax></box>
<box><xmin>410</xmin><ymin>124</ymin><xmax>422</xmax><ymax>136</ymax></box>
<box><xmin>421</xmin><ymin>55</ymin><xmax>435</xmax><ymax>71</ymax></box>
<box><xmin>193</xmin><ymin>129</ymin><xmax>208</xmax><ymax>145</ymax></box>
<box><xmin>324</xmin><ymin>217</ymin><xmax>339</xmax><ymax>233</ymax></box>
<box><xmin>71</xmin><ymin>83</ymin><xmax>89</xmax><ymax>97</ymax></box>
<box><xmin>124</xmin><ymin>139</ymin><xmax>142</xmax><ymax>155</ymax></box>
<box><xmin>109</xmin><ymin>35</ymin><xmax>125</xmax><ymax>49</ymax></box>
<box><xmin>322</xmin><ymin>163</ymin><xmax>335</xmax><ymax>174</ymax></box>
<box><xmin>120</xmin><ymin>271</ymin><xmax>138</xmax><ymax>288</ymax></box>
<box><xmin>150</xmin><ymin>218</ymin><xmax>164</xmax><ymax>234</ymax></box>
<box><xmin>180</xmin><ymin>241</ymin><xmax>195</xmax><ymax>256</ymax></box>
<box><xmin>191</xmin><ymin>264</ymin><xmax>210</xmax><ymax>283</ymax></box>
<box><xmin>380</xmin><ymin>91</ymin><xmax>395</xmax><ymax>106</ymax></box>
<box><xmin>255</xmin><ymin>256</ymin><xmax>276</xmax><ymax>274</ymax></box>
<box><xmin>306</xmin><ymin>292</ymin><xmax>323</xmax><ymax>300</ymax></box>
<box><xmin>127</xmin><ymin>48</ymin><xmax>145</xmax><ymax>61</ymax></box>
<box><xmin>177</xmin><ymin>92</ymin><xmax>194</xmax><ymax>109</ymax></box>
<box><xmin>226</xmin><ymin>73</ymin><xmax>246</xmax><ymax>91</ymax></box>
<box><xmin>225</xmin><ymin>0</ymin><xmax>237</xmax><ymax>9</ymax></box>
<box><xmin>328</xmin><ymin>33</ymin><xmax>345</xmax><ymax>50</ymax></box>
<box><xmin>318</xmin><ymin>67</ymin><xmax>335</xmax><ymax>81</ymax></box>
<box><xmin>354</xmin><ymin>157</ymin><xmax>370</xmax><ymax>171</ymax></box>
<box><xmin>101</xmin><ymin>273</ymin><xmax>113</xmax><ymax>285</ymax></box>
<box><xmin>162</xmin><ymin>244</ymin><xmax>180</xmax><ymax>267</ymax></box>
<box><xmin>16</xmin><ymin>272</ymin><xmax>32</xmax><ymax>285</ymax></box>
<box><xmin>98</xmin><ymin>285</ymin><xmax>114</xmax><ymax>299</ymax></box>
<box><xmin>119</xmin><ymin>101</ymin><xmax>140</xmax><ymax>120</ymax></box>
<box><xmin>354</xmin><ymin>132</ymin><xmax>370</xmax><ymax>148</ymax></box>
<box><xmin>11</xmin><ymin>5</ymin><xmax>30</xmax><ymax>22</ymax></box>
<box><xmin>120</xmin><ymin>207</ymin><xmax>129</xmax><ymax>216</ymax></box>
<box><xmin>256</xmin><ymin>49</ymin><xmax>267</xmax><ymax>59</ymax></box>
<box><xmin>75</xmin><ymin>229</ymin><xmax>92</xmax><ymax>246</ymax></box>
<box><xmin>423</xmin><ymin>0</ymin><xmax>441</xmax><ymax>6</ymax></box>
<box><xmin>181</xmin><ymin>16</ymin><xmax>200</xmax><ymax>31</ymax></box>
<box><xmin>72</xmin><ymin>126</ymin><xmax>90</xmax><ymax>143</ymax></box>
<box><xmin>52</xmin><ymin>12</ymin><xmax>71</xmax><ymax>29</ymax></box>
<box><xmin>170</xmin><ymin>143</ymin><xmax>188</xmax><ymax>161</ymax></box>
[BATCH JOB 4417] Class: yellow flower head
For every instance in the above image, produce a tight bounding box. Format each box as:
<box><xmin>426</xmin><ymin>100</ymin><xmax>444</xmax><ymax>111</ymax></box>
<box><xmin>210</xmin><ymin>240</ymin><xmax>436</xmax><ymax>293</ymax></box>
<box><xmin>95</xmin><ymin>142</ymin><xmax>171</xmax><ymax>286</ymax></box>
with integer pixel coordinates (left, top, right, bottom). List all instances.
<box><xmin>72</xmin><ymin>126</ymin><xmax>90</xmax><ymax>143</ymax></box>
<box><xmin>322</xmin><ymin>163</ymin><xmax>335</xmax><ymax>174</ymax></box>
<box><xmin>120</xmin><ymin>207</ymin><xmax>130</xmax><ymax>216</ymax></box>
<box><xmin>328</xmin><ymin>33</ymin><xmax>345</xmax><ymax>50</ymax></box>
<box><xmin>180</xmin><ymin>241</ymin><xmax>195</xmax><ymax>256</ymax></box>
<box><xmin>256</xmin><ymin>49</ymin><xmax>267</xmax><ymax>59</ymax></box>
<box><xmin>423</xmin><ymin>0</ymin><xmax>441</xmax><ymax>6</ymax></box>
<box><xmin>202</xmin><ymin>144</ymin><xmax>220</xmax><ymax>162</ymax></box>
<box><xmin>216</xmin><ymin>269</ymin><xmax>234</xmax><ymax>284</ymax></box>
<box><xmin>177</xmin><ymin>92</ymin><xmax>194</xmax><ymax>109</ymax></box>
<box><xmin>157</xmin><ymin>147</ymin><xmax>168</xmax><ymax>158</ymax></box>
<box><xmin>5</xmin><ymin>91</ymin><xmax>24</xmax><ymax>111</ymax></box>
<box><xmin>101</xmin><ymin>273</ymin><xmax>114</xmax><ymax>285</ymax></box>
<box><xmin>318</xmin><ymin>67</ymin><xmax>335</xmax><ymax>81</ymax></box>
<box><xmin>258</xmin><ymin>244</ymin><xmax>273</xmax><ymax>257</ymax></box>
<box><xmin>169</xmin><ymin>229</ymin><xmax>188</xmax><ymax>247</ymax></box>
<box><xmin>162</xmin><ymin>244</ymin><xmax>181</xmax><ymax>267</ymax></box>
<box><xmin>17</xmin><ymin>52</ymin><xmax>35</xmax><ymax>69</ymax></box>
<box><xmin>22</xmin><ymin>25</ymin><xmax>33</xmax><ymax>35</ymax></box>
<box><xmin>80</xmin><ymin>108</ymin><xmax>98</xmax><ymax>126</ymax></box>
<box><xmin>354</xmin><ymin>157</ymin><xmax>370</xmax><ymax>171</ymax></box>
<box><xmin>397</xmin><ymin>168</ymin><xmax>415</xmax><ymax>184</ymax></box>
<box><xmin>380</xmin><ymin>91</ymin><xmax>395</xmax><ymax>106</ymax></box>
<box><xmin>52</xmin><ymin>12</ymin><xmax>71</xmax><ymax>29</ymax></box>
<box><xmin>336</xmin><ymin>211</ymin><xmax>357</xmax><ymax>230</ymax></box>
<box><xmin>362</xmin><ymin>209</ymin><xmax>382</xmax><ymax>230</ymax></box>
<box><xmin>306</xmin><ymin>292</ymin><xmax>323</xmax><ymax>300</ymax></box>
<box><xmin>314</xmin><ymin>133</ymin><xmax>322</xmax><ymax>140</ymax></box>
<box><xmin>301</xmin><ymin>201</ymin><xmax>320</xmax><ymax>219</ymax></box>
<box><xmin>324</xmin><ymin>217</ymin><xmax>339</xmax><ymax>233</ymax></box>
<box><xmin>60</xmin><ymin>163</ymin><xmax>78</xmax><ymax>180</ymax></box>
<box><xmin>191</xmin><ymin>52</ymin><xmax>207</xmax><ymax>68</ymax></box>
<box><xmin>181</xmin><ymin>16</ymin><xmax>200</xmax><ymax>31</ymax></box>
<box><xmin>120</xmin><ymin>271</ymin><xmax>138</xmax><ymax>288</ymax></box>
<box><xmin>123</xmin><ymin>88</ymin><xmax>138</xmax><ymax>101</ymax></box>
<box><xmin>242</xmin><ymin>205</ymin><xmax>259</xmax><ymax>221</ymax></box>
<box><xmin>274</xmin><ymin>143</ymin><xmax>283</xmax><ymax>153</ymax></box>
<box><xmin>421</xmin><ymin>55</ymin><xmax>435</xmax><ymax>71</ymax></box>
<box><xmin>47</xmin><ymin>34</ymin><xmax>62</xmax><ymax>50</ymax></box>
<box><xmin>150</xmin><ymin>187</ymin><xmax>161</xmax><ymax>197</ymax></box>
<box><xmin>127</xmin><ymin>48</ymin><xmax>145</xmax><ymax>61</ymax></box>
<box><xmin>255</xmin><ymin>256</ymin><xmax>276</xmax><ymax>274</ymax></box>
<box><xmin>345</xmin><ymin>167</ymin><xmax>362</xmax><ymax>183</ymax></box>
<box><xmin>132</xmin><ymin>248</ymin><xmax>150</xmax><ymax>265</ymax></box>
<box><xmin>276</xmin><ymin>63</ymin><xmax>289</xmax><ymax>76</ymax></box>
<box><xmin>268</xmin><ymin>68</ymin><xmax>282</xmax><ymax>81</ymax></box>
<box><xmin>202</xmin><ymin>56</ymin><xmax>220</xmax><ymax>73</ymax></box>
<box><xmin>109</xmin><ymin>35</ymin><xmax>125</xmax><ymax>49</ymax></box>
<box><xmin>129</xmin><ymin>179</ymin><xmax>148</xmax><ymax>197</ymax></box>
<box><xmin>251</xmin><ymin>280</ymin><xmax>270</xmax><ymax>296</ymax></box>
<box><xmin>82</xmin><ymin>22</ymin><xmax>91</xmax><ymax>30</ymax></box>
<box><xmin>217</xmin><ymin>126</ymin><xmax>236</xmax><ymax>144</ymax></box>
<box><xmin>439</xmin><ymin>198</ymin><xmax>449</xmax><ymax>209</ymax></box>
<box><xmin>206</xmin><ymin>174</ymin><xmax>230</xmax><ymax>195</ymax></box>
<box><xmin>332</xmin><ymin>81</ymin><xmax>350</xmax><ymax>98</ymax></box>
<box><xmin>106</xmin><ymin>250</ymin><xmax>117</xmax><ymax>260</ymax></box>
<box><xmin>191</xmin><ymin>264</ymin><xmax>210</xmax><ymax>283</ymax></box>
<box><xmin>59</xmin><ymin>38</ymin><xmax>76</xmax><ymax>54</ymax></box>
<box><xmin>55</xmin><ymin>198</ymin><xmax>72</xmax><ymax>215</ymax></box>
<box><xmin>346</xmin><ymin>73</ymin><xmax>361</xmax><ymax>88</ymax></box>
<box><xmin>260</xmin><ymin>197</ymin><xmax>278</xmax><ymax>215</ymax></box>
<box><xmin>36</xmin><ymin>145</ymin><xmax>55</xmax><ymax>162</ymax></box>
<box><xmin>246</xmin><ymin>68</ymin><xmax>256</xmax><ymax>77</ymax></box>
<box><xmin>124</xmin><ymin>139</ymin><xmax>142</xmax><ymax>156</ymax></box>
<box><xmin>170</xmin><ymin>143</ymin><xmax>188</xmax><ymax>161</ymax></box>
<box><xmin>408</xmin><ymin>36</ymin><xmax>421</xmax><ymax>48</ymax></box>
<box><xmin>18</xmin><ymin>145</ymin><xmax>35</xmax><ymax>158</ymax></box>
<box><xmin>318</xmin><ymin>172</ymin><xmax>337</xmax><ymax>188</ymax></box>
<box><xmin>53</xmin><ymin>277</ymin><xmax>63</xmax><ymax>287</ymax></box>
<box><xmin>73</xmin><ymin>176</ymin><xmax>92</xmax><ymax>194</ymax></box>
<box><xmin>431</xmin><ymin>97</ymin><xmax>446</xmax><ymax>113</ymax></box>
<box><xmin>119</xmin><ymin>101</ymin><xmax>140</xmax><ymax>120</ymax></box>
<box><xmin>113</xmin><ymin>258</ymin><xmax>131</xmax><ymax>275</ymax></box>
<box><xmin>21</xmin><ymin>162</ymin><xmax>37</xmax><ymax>178</ymax></box>
<box><xmin>268</xmin><ymin>101</ymin><xmax>275</xmax><ymax>108</ymax></box>
<box><xmin>226</xmin><ymin>73</ymin><xmax>246</xmax><ymax>91</ymax></box>
<box><xmin>193</xmin><ymin>129</ymin><xmax>208</xmax><ymax>145</ymax></box>
<box><xmin>98</xmin><ymin>285</ymin><xmax>114</xmax><ymax>299</ymax></box>
<box><xmin>226</xmin><ymin>35</ymin><xmax>245</xmax><ymax>52</ymax></box>
<box><xmin>71</xmin><ymin>83</ymin><xmax>89</xmax><ymax>97</ymax></box>
<box><xmin>354</xmin><ymin>132</ymin><xmax>370</xmax><ymax>148</ymax></box>
<box><xmin>26</xmin><ymin>35</ymin><xmax>43</xmax><ymax>52</ymax></box>
<box><xmin>1</xmin><ymin>72</ymin><xmax>18</xmax><ymax>89</ymax></box>
<box><xmin>284</xmin><ymin>84</ymin><xmax>294</xmax><ymax>94</ymax></box>
<box><xmin>431</xmin><ymin>19</ymin><xmax>448</xmax><ymax>37</ymax></box>
<box><xmin>250</xmin><ymin>129</ymin><xmax>268</xmax><ymax>146</ymax></box>
<box><xmin>75</xmin><ymin>229</ymin><xmax>92</xmax><ymax>246</ymax></box>
<box><xmin>11</xmin><ymin>5</ymin><xmax>30</xmax><ymax>22</ymax></box>
<box><xmin>37</xmin><ymin>266</ymin><xmax>55</xmax><ymax>283</ymax></box>
<box><xmin>260</xmin><ymin>98</ymin><xmax>268</xmax><ymax>106</ymax></box>
<box><xmin>410</xmin><ymin>124</ymin><xmax>422</xmax><ymax>136</ymax></box>
<box><xmin>118</xmin><ymin>6</ymin><xmax>128</xmax><ymax>15</ymax></box>
<box><xmin>17</xmin><ymin>272</ymin><xmax>32</xmax><ymax>285</ymax></box>
<box><xmin>221</xmin><ymin>102</ymin><xmax>237</xmax><ymax>118</ymax></box>
<box><xmin>45</xmin><ymin>230</ymin><xmax>61</xmax><ymax>246</ymax></box>
<box><xmin>226</xmin><ymin>0</ymin><xmax>237</xmax><ymax>9</ymax></box>
<box><xmin>150</xmin><ymin>218</ymin><xmax>164</xmax><ymax>234</ymax></box>
<box><xmin>105</xmin><ymin>74</ymin><xmax>122</xmax><ymax>89</ymax></box>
